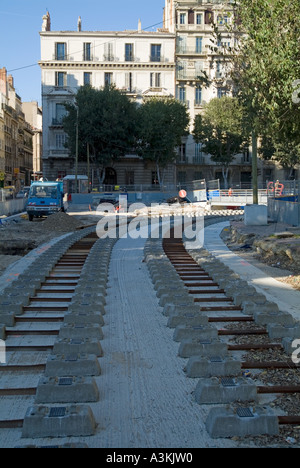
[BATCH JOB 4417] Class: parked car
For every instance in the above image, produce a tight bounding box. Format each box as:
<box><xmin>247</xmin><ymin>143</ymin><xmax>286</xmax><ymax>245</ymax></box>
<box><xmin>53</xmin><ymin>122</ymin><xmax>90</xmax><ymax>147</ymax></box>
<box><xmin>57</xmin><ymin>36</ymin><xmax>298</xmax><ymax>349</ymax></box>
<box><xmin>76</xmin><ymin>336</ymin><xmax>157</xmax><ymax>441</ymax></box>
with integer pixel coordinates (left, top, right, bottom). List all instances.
<box><xmin>3</xmin><ymin>186</ymin><xmax>16</xmax><ymax>200</ymax></box>
<box><xmin>16</xmin><ymin>187</ymin><xmax>30</xmax><ymax>199</ymax></box>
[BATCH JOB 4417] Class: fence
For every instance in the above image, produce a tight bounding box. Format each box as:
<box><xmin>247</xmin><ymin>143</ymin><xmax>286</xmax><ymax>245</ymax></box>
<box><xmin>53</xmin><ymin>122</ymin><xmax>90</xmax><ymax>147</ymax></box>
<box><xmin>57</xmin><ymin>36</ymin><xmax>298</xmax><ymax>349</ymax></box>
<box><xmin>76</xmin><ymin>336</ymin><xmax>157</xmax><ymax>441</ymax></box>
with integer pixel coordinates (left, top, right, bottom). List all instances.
<box><xmin>267</xmin><ymin>180</ymin><xmax>300</xmax><ymax>227</ymax></box>
<box><xmin>0</xmin><ymin>198</ymin><xmax>27</xmax><ymax>217</ymax></box>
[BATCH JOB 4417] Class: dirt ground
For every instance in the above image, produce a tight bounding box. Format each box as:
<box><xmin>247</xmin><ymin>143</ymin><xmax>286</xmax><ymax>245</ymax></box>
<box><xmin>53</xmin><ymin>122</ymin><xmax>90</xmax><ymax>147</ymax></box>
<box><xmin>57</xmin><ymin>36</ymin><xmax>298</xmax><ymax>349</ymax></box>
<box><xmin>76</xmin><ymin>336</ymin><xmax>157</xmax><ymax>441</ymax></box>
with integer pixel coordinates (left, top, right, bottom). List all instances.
<box><xmin>222</xmin><ymin>220</ymin><xmax>300</xmax><ymax>291</ymax></box>
<box><xmin>0</xmin><ymin>211</ymin><xmax>97</xmax><ymax>277</ymax></box>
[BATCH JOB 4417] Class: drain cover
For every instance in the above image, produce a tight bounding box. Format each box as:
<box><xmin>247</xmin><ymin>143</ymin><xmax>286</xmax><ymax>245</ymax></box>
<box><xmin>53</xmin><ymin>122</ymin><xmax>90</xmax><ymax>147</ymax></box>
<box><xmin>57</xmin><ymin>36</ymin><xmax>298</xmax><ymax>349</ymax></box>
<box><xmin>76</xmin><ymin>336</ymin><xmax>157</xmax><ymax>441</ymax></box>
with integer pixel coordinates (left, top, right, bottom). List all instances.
<box><xmin>65</xmin><ymin>354</ymin><xmax>78</xmax><ymax>362</ymax></box>
<box><xmin>221</xmin><ymin>378</ymin><xmax>236</xmax><ymax>387</ymax></box>
<box><xmin>210</xmin><ymin>356</ymin><xmax>223</xmax><ymax>363</ymax></box>
<box><xmin>237</xmin><ymin>407</ymin><xmax>254</xmax><ymax>418</ymax></box>
<box><xmin>49</xmin><ymin>407</ymin><xmax>66</xmax><ymax>418</ymax></box>
<box><xmin>58</xmin><ymin>377</ymin><xmax>73</xmax><ymax>386</ymax></box>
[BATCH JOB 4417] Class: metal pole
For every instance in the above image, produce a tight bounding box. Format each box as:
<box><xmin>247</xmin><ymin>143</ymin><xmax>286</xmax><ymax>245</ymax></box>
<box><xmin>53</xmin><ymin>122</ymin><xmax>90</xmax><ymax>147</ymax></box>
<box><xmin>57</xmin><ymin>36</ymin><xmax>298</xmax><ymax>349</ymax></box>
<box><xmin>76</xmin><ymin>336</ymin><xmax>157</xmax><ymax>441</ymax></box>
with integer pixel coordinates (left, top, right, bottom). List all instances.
<box><xmin>87</xmin><ymin>142</ymin><xmax>90</xmax><ymax>191</ymax></box>
<box><xmin>75</xmin><ymin>106</ymin><xmax>79</xmax><ymax>194</ymax></box>
<box><xmin>252</xmin><ymin>131</ymin><xmax>258</xmax><ymax>205</ymax></box>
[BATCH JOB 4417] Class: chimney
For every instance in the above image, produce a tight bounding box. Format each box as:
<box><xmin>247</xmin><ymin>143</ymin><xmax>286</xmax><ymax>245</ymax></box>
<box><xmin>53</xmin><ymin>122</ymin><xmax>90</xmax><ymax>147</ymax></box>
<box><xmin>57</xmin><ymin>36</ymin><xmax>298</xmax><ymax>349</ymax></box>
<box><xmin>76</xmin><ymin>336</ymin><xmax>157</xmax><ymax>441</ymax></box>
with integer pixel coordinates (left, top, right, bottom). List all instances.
<box><xmin>78</xmin><ymin>16</ymin><xmax>82</xmax><ymax>31</ymax></box>
<box><xmin>8</xmin><ymin>75</ymin><xmax>14</xmax><ymax>90</ymax></box>
<box><xmin>138</xmin><ymin>19</ymin><xmax>142</xmax><ymax>33</ymax></box>
<box><xmin>0</xmin><ymin>68</ymin><xmax>7</xmax><ymax>95</ymax></box>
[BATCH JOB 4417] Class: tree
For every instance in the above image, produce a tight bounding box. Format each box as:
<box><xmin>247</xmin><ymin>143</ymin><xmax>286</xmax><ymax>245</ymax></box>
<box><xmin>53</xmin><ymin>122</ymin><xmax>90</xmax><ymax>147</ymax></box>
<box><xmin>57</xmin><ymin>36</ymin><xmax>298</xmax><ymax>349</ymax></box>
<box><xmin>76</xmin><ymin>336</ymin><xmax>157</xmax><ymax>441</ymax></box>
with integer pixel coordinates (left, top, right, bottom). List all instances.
<box><xmin>63</xmin><ymin>85</ymin><xmax>138</xmax><ymax>182</ymax></box>
<box><xmin>193</xmin><ymin>96</ymin><xmax>248</xmax><ymax>188</ymax></box>
<box><xmin>136</xmin><ymin>98</ymin><xmax>190</xmax><ymax>186</ymax></box>
<box><xmin>212</xmin><ymin>0</ymin><xmax>300</xmax><ymax>198</ymax></box>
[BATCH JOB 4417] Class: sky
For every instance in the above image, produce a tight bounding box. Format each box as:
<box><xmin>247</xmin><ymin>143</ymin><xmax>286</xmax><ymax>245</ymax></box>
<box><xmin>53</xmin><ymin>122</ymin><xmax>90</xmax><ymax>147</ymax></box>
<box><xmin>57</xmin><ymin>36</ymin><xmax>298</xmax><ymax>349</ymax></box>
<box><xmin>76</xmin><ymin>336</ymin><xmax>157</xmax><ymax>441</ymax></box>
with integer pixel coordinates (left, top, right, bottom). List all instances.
<box><xmin>0</xmin><ymin>0</ymin><xmax>166</xmax><ymax>105</ymax></box>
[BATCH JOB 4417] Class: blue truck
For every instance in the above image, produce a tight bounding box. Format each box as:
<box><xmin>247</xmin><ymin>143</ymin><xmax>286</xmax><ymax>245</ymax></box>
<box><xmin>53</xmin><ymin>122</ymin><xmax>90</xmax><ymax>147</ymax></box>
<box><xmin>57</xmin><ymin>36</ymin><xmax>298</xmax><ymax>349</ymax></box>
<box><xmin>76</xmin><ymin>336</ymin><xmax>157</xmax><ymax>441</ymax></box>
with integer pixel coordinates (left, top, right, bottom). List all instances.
<box><xmin>26</xmin><ymin>181</ymin><xmax>68</xmax><ymax>221</ymax></box>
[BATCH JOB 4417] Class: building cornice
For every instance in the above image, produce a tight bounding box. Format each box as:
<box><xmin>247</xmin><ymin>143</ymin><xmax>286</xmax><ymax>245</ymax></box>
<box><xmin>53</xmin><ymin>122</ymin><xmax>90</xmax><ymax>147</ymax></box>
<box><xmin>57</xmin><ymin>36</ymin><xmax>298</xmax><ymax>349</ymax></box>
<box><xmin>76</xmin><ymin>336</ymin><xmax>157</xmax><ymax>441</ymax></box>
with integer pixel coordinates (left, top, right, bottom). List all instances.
<box><xmin>38</xmin><ymin>61</ymin><xmax>175</xmax><ymax>70</ymax></box>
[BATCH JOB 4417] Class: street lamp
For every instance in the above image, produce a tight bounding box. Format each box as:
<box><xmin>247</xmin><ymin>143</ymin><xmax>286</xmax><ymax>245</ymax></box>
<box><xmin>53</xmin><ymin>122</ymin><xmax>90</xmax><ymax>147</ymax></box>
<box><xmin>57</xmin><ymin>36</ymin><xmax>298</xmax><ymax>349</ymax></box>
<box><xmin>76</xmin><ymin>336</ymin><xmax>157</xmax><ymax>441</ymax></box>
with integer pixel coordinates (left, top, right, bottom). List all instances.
<box><xmin>74</xmin><ymin>104</ymin><xmax>79</xmax><ymax>194</ymax></box>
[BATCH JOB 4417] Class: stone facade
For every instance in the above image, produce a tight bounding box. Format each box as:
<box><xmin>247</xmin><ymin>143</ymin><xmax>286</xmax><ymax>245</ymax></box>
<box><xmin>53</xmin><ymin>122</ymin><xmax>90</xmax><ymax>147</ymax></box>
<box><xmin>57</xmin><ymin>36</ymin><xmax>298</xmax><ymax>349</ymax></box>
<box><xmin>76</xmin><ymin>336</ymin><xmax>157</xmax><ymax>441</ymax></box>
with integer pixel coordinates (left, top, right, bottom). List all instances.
<box><xmin>39</xmin><ymin>13</ymin><xmax>176</xmax><ymax>187</ymax></box>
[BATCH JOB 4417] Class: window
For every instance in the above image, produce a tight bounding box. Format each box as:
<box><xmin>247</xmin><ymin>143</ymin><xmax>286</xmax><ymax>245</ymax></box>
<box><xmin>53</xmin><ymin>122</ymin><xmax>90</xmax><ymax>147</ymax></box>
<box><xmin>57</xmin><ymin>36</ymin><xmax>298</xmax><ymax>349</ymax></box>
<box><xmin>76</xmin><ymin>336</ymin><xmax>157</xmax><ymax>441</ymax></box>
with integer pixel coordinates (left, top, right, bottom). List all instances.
<box><xmin>105</xmin><ymin>73</ymin><xmax>113</xmax><ymax>86</ymax></box>
<box><xmin>217</xmin><ymin>14</ymin><xmax>229</xmax><ymax>25</ymax></box>
<box><xmin>194</xmin><ymin>144</ymin><xmax>203</xmax><ymax>164</ymax></box>
<box><xmin>55</xmin><ymin>133</ymin><xmax>67</xmax><ymax>149</ymax></box>
<box><xmin>55</xmin><ymin>43</ymin><xmax>66</xmax><ymax>60</ymax></box>
<box><xmin>216</xmin><ymin>61</ymin><xmax>222</xmax><ymax>78</ymax></box>
<box><xmin>150</xmin><ymin>73</ymin><xmax>161</xmax><ymax>89</ymax></box>
<box><xmin>177</xmin><ymin>61</ymin><xmax>187</xmax><ymax>80</ymax></box>
<box><xmin>83</xmin><ymin>43</ymin><xmax>92</xmax><ymax>61</ymax></box>
<box><xmin>205</xmin><ymin>10</ymin><xmax>214</xmax><ymax>25</ymax></box>
<box><xmin>196</xmin><ymin>37</ymin><xmax>203</xmax><ymax>53</ymax></box>
<box><xmin>196</xmin><ymin>14</ymin><xmax>203</xmax><ymax>25</ymax></box>
<box><xmin>180</xmin><ymin>13</ymin><xmax>186</xmax><ymax>25</ymax></box>
<box><xmin>125</xmin><ymin>44</ymin><xmax>134</xmax><ymax>62</ymax></box>
<box><xmin>217</xmin><ymin>87</ymin><xmax>227</xmax><ymax>98</ymax></box>
<box><xmin>195</xmin><ymin>87</ymin><xmax>202</xmax><ymax>105</ymax></box>
<box><xmin>55</xmin><ymin>103</ymin><xmax>67</xmax><ymax>124</ymax></box>
<box><xmin>188</xmin><ymin>9</ymin><xmax>194</xmax><ymax>25</ymax></box>
<box><xmin>178</xmin><ymin>144</ymin><xmax>186</xmax><ymax>162</ymax></box>
<box><xmin>177</xmin><ymin>86</ymin><xmax>186</xmax><ymax>102</ymax></box>
<box><xmin>84</xmin><ymin>72</ymin><xmax>92</xmax><ymax>86</ymax></box>
<box><xmin>55</xmin><ymin>72</ymin><xmax>67</xmax><ymax>88</ymax></box>
<box><xmin>150</xmin><ymin>44</ymin><xmax>161</xmax><ymax>62</ymax></box>
<box><xmin>125</xmin><ymin>72</ymin><xmax>133</xmax><ymax>92</ymax></box>
<box><xmin>104</xmin><ymin>43</ymin><xmax>114</xmax><ymax>61</ymax></box>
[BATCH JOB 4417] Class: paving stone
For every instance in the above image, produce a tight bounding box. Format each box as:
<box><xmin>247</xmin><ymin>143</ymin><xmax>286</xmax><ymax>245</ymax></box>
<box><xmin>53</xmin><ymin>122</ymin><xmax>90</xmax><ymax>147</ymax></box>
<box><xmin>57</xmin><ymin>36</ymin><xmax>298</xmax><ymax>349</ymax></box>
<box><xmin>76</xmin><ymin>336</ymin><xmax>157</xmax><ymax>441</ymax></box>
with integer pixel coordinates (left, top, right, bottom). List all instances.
<box><xmin>59</xmin><ymin>323</ymin><xmax>104</xmax><ymax>340</ymax></box>
<box><xmin>194</xmin><ymin>377</ymin><xmax>258</xmax><ymax>404</ymax></box>
<box><xmin>68</xmin><ymin>303</ymin><xmax>106</xmax><ymax>316</ymax></box>
<box><xmin>71</xmin><ymin>293</ymin><xmax>106</xmax><ymax>306</ymax></box>
<box><xmin>53</xmin><ymin>338</ymin><xmax>103</xmax><ymax>357</ymax></box>
<box><xmin>242</xmin><ymin>301</ymin><xmax>279</xmax><ymax>316</ymax></box>
<box><xmin>178</xmin><ymin>339</ymin><xmax>228</xmax><ymax>358</ymax></box>
<box><xmin>185</xmin><ymin>355</ymin><xmax>241</xmax><ymax>378</ymax></box>
<box><xmin>45</xmin><ymin>353</ymin><xmax>101</xmax><ymax>377</ymax></box>
<box><xmin>173</xmin><ymin>324</ymin><xmax>218</xmax><ymax>342</ymax></box>
<box><xmin>254</xmin><ymin>310</ymin><xmax>295</xmax><ymax>326</ymax></box>
<box><xmin>0</xmin><ymin>324</ymin><xmax>5</xmax><ymax>340</ymax></box>
<box><xmin>36</xmin><ymin>376</ymin><xmax>99</xmax><ymax>403</ymax></box>
<box><xmin>22</xmin><ymin>405</ymin><xmax>96</xmax><ymax>438</ymax></box>
<box><xmin>0</xmin><ymin>312</ymin><xmax>15</xmax><ymax>327</ymax></box>
<box><xmin>267</xmin><ymin>323</ymin><xmax>300</xmax><ymax>339</ymax></box>
<box><xmin>159</xmin><ymin>293</ymin><xmax>194</xmax><ymax>307</ymax></box>
<box><xmin>167</xmin><ymin>312</ymin><xmax>208</xmax><ymax>328</ymax></box>
<box><xmin>206</xmin><ymin>406</ymin><xmax>279</xmax><ymax>438</ymax></box>
<box><xmin>63</xmin><ymin>311</ymin><xmax>105</xmax><ymax>326</ymax></box>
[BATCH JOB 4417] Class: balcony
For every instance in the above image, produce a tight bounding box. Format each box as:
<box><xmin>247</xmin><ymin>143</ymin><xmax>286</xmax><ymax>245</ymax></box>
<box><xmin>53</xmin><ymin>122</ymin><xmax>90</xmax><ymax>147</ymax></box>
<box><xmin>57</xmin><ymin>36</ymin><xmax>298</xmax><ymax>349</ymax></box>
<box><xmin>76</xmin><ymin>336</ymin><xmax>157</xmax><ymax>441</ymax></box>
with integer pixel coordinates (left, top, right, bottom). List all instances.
<box><xmin>50</xmin><ymin>118</ymin><xmax>64</xmax><ymax>128</ymax></box>
<box><xmin>150</xmin><ymin>55</ymin><xmax>162</xmax><ymax>63</ymax></box>
<box><xmin>176</xmin><ymin>47</ymin><xmax>205</xmax><ymax>56</ymax></box>
<box><xmin>103</xmin><ymin>54</ymin><xmax>116</xmax><ymax>62</ymax></box>
<box><xmin>53</xmin><ymin>54</ymin><xmax>67</xmax><ymax>61</ymax></box>
<box><xmin>48</xmin><ymin>149</ymin><xmax>70</xmax><ymax>158</ymax></box>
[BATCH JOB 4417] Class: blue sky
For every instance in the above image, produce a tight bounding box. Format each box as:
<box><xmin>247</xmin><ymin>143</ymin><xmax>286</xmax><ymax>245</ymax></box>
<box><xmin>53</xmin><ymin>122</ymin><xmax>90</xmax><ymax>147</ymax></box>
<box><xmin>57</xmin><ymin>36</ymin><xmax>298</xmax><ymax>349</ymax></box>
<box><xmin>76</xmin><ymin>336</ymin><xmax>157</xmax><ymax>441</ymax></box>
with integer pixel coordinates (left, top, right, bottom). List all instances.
<box><xmin>0</xmin><ymin>0</ymin><xmax>166</xmax><ymax>104</ymax></box>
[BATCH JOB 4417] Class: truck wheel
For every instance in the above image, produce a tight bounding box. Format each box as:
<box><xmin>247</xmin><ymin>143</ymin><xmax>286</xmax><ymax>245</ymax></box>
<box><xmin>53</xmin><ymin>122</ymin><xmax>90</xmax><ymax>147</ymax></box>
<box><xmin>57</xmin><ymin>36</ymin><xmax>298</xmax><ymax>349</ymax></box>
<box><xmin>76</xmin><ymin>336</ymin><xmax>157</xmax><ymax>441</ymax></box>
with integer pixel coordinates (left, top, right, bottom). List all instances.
<box><xmin>28</xmin><ymin>214</ymin><xmax>34</xmax><ymax>222</ymax></box>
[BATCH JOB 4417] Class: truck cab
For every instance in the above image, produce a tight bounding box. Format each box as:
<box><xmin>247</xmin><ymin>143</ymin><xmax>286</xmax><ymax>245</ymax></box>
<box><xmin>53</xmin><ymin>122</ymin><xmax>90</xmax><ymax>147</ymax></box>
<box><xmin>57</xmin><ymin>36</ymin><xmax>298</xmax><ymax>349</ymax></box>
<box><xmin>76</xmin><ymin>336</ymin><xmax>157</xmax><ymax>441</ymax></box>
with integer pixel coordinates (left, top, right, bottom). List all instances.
<box><xmin>26</xmin><ymin>181</ymin><xmax>68</xmax><ymax>221</ymax></box>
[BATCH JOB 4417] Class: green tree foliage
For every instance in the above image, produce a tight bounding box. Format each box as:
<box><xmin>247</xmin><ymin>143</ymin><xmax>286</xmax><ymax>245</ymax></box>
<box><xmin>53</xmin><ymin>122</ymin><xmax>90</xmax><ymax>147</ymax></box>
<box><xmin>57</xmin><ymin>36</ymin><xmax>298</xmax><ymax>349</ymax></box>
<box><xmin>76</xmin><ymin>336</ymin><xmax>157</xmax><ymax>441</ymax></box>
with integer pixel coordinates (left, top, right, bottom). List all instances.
<box><xmin>136</xmin><ymin>98</ymin><xmax>190</xmax><ymax>185</ymax></box>
<box><xmin>193</xmin><ymin>96</ymin><xmax>248</xmax><ymax>188</ymax></box>
<box><xmin>63</xmin><ymin>85</ymin><xmax>138</xmax><ymax>173</ymax></box>
<box><xmin>230</xmin><ymin>0</ymin><xmax>300</xmax><ymax>158</ymax></box>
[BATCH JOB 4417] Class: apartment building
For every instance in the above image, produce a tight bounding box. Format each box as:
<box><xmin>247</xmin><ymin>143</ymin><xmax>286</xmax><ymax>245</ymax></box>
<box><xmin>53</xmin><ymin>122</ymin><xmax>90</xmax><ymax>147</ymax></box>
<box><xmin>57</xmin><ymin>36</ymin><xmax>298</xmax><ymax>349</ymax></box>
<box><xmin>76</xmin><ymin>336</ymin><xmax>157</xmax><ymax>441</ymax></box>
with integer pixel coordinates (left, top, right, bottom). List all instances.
<box><xmin>22</xmin><ymin>101</ymin><xmax>43</xmax><ymax>177</ymax></box>
<box><xmin>162</xmin><ymin>0</ymin><xmax>257</xmax><ymax>188</ymax></box>
<box><xmin>0</xmin><ymin>68</ymin><xmax>33</xmax><ymax>191</ymax></box>
<box><xmin>39</xmin><ymin>12</ymin><xmax>176</xmax><ymax>186</ymax></box>
<box><xmin>0</xmin><ymin>99</ymin><xmax>4</xmax><ymax>187</ymax></box>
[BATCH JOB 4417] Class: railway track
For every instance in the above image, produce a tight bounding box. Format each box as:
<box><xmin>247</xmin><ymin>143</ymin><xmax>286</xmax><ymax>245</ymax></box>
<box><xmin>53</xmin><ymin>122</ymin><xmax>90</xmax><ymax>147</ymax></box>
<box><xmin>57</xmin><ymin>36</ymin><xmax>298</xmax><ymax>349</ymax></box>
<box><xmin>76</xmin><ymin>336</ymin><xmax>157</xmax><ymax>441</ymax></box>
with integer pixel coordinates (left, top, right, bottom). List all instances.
<box><xmin>158</xmin><ymin>231</ymin><xmax>300</xmax><ymax>442</ymax></box>
<box><xmin>1</xmin><ymin>213</ymin><xmax>299</xmax><ymax>447</ymax></box>
<box><xmin>0</xmin><ymin>226</ymin><xmax>115</xmax><ymax>445</ymax></box>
